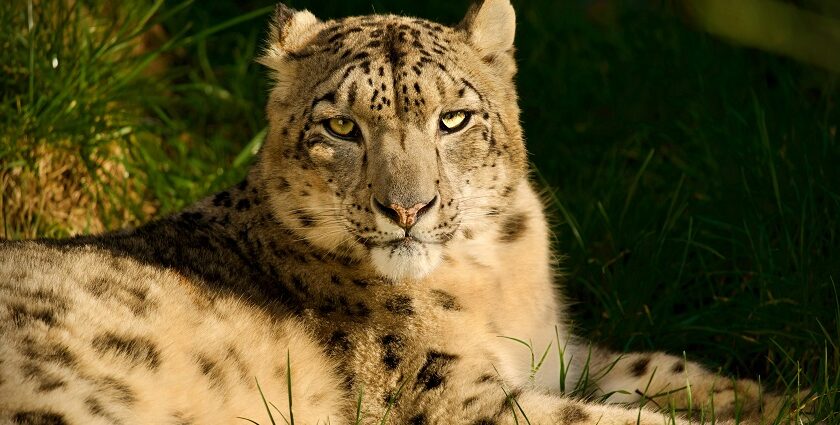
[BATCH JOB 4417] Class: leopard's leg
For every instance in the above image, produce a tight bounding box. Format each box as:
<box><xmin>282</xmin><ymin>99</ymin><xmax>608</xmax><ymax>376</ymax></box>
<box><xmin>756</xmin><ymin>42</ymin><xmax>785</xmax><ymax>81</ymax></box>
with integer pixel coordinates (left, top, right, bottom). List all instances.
<box><xmin>407</xmin><ymin>369</ymin><xmax>695</xmax><ymax>425</ymax></box>
<box><xmin>464</xmin><ymin>389</ymin><xmax>694</xmax><ymax>425</ymax></box>
<box><xmin>563</xmin><ymin>343</ymin><xmax>798</xmax><ymax>422</ymax></box>
<box><xmin>376</xmin><ymin>337</ymin><xmax>693</xmax><ymax>425</ymax></box>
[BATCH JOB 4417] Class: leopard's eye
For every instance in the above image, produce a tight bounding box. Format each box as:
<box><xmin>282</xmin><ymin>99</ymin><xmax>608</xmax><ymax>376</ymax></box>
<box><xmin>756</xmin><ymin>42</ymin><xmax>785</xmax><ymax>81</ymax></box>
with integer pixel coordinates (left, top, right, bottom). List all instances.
<box><xmin>439</xmin><ymin>111</ymin><xmax>471</xmax><ymax>133</ymax></box>
<box><xmin>325</xmin><ymin>118</ymin><xmax>360</xmax><ymax>140</ymax></box>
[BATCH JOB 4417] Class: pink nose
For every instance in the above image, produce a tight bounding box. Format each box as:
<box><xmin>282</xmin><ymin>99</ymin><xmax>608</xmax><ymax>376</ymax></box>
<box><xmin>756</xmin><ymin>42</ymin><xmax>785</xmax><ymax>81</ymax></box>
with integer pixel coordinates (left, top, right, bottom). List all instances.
<box><xmin>374</xmin><ymin>197</ymin><xmax>436</xmax><ymax>229</ymax></box>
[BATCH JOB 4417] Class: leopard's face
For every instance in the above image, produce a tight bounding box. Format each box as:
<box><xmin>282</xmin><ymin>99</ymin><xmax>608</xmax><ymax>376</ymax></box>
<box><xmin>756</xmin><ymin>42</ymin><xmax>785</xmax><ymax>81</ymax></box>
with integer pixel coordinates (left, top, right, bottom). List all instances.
<box><xmin>257</xmin><ymin>2</ymin><xmax>523</xmax><ymax>280</ymax></box>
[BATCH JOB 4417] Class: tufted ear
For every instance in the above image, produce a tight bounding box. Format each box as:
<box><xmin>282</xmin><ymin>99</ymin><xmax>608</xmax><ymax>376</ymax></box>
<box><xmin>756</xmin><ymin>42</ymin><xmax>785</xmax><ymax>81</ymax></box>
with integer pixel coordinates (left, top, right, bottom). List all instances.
<box><xmin>260</xmin><ymin>3</ymin><xmax>322</xmax><ymax>66</ymax></box>
<box><xmin>458</xmin><ymin>0</ymin><xmax>516</xmax><ymax>58</ymax></box>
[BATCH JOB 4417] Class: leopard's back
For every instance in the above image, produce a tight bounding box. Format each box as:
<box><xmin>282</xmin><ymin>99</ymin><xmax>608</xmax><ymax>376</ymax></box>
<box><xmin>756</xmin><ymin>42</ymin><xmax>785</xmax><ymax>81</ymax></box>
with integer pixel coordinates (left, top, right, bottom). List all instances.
<box><xmin>0</xmin><ymin>242</ymin><xmax>344</xmax><ymax>425</ymax></box>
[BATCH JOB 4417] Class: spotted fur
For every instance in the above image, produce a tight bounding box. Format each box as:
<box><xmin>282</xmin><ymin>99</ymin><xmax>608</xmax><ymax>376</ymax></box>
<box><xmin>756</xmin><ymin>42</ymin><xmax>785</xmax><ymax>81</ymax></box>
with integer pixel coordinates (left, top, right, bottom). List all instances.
<box><xmin>1</xmin><ymin>1</ymin><xmax>795</xmax><ymax>424</ymax></box>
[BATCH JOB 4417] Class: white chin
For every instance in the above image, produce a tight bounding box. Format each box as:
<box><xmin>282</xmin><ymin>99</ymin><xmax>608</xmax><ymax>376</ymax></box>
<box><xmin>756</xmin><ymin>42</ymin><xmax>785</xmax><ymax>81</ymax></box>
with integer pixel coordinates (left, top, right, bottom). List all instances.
<box><xmin>370</xmin><ymin>242</ymin><xmax>442</xmax><ymax>281</ymax></box>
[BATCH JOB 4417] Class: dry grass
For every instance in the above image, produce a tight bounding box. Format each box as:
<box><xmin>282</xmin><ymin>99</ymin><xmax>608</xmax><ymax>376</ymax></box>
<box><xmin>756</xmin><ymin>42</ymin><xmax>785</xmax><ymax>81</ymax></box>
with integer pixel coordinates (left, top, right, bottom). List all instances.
<box><xmin>1</xmin><ymin>142</ymin><xmax>155</xmax><ymax>238</ymax></box>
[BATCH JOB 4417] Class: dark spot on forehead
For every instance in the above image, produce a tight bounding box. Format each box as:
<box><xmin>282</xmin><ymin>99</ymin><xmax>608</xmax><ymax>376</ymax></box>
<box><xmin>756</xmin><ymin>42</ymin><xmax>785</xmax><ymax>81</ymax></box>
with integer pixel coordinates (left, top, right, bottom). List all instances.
<box><xmin>348</xmin><ymin>81</ymin><xmax>358</xmax><ymax>105</ymax></box>
<box><xmin>352</xmin><ymin>51</ymin><xmax>370</xmax><ymax>61</ymax></box>
<box><xmin>342</xmin><ymin>64</ymin><xmax>357</xmax><ymax>79</ymax></box>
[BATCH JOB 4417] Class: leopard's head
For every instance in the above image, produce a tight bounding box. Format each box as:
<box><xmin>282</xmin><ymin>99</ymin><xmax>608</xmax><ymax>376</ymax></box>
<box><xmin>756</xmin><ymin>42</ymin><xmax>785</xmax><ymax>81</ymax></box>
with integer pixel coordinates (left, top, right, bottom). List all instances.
<box><xmin>257</xmin><ymin>0</ymin><xmax>525</xmax><ymax>281</ymax></box>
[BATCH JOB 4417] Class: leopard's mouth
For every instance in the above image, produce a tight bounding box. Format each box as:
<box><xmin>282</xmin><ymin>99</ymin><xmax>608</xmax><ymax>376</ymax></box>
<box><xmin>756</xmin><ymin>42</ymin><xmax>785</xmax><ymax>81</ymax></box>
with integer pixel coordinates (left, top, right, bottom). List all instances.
<box><xmin>385</xmin><ymin>236</ymin><xmax>419</xmax><ymax>248</ymax></box>
<box><xmin>356</xmin><ymin>230</ymin><xmax>449</xmax><ymax>250</ymax></box>
<box><xmin>383</xmin><ymin>235</ymin><xmax>439</xmax><ymax>247</ymax></box>
<box><xmin>368</xmin><ymin>236</ymin><xmax>445</xmax><ymax>280</ymax></box>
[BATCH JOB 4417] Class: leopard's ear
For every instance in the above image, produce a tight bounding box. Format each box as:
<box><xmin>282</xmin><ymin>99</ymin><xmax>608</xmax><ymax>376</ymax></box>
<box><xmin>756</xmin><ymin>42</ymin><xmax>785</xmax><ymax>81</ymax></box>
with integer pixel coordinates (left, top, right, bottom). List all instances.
<box><xmin>260</xmin><ymin>3</ymin><xmax>322</xmax><ymax>66</ymax></box>
<box><xmin>458</xmin><ymin>0</ymin><xmax>516</xmax><ymax>59</ymax></box>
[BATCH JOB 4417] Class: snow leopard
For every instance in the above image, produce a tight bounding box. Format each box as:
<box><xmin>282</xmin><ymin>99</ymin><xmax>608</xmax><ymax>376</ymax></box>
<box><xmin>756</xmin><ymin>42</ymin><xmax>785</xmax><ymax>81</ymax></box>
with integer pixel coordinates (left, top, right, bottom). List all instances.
<box><xmin>0</xmin><ymin>1</ymin><xmax>795</xmax><ymax>424</ymax></box>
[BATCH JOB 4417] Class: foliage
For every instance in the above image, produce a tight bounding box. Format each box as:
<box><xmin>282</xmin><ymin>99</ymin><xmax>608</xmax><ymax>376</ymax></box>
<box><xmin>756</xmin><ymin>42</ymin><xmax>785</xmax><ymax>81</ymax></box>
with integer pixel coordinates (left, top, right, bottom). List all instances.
<box><xmin>0</xmin><ymin>0</ymin><xmax>268</xmax><ymax>237</ymax></box>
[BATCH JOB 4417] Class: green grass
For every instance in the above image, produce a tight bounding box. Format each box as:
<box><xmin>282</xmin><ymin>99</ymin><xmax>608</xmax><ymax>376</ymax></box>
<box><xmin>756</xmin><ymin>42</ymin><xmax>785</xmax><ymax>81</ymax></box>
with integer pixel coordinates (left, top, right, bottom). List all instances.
<box><xmin>514</xmin><ymin>4</ymin><xmax>839</xmax><ymax>422</ymax></box>
<box><xmin>1</xmin><ymin>0</ymin><xmax>838</xmax><ymax>423</ymax></box>
<box><xmin>0</xmin><ymin>0</ymin><xmax>270</xmax><ymax>237</ymax></box>
<box><xmin>521</xmin><ymin>3</ymin><xmax>838</xmax><ymax>420</ymax></box>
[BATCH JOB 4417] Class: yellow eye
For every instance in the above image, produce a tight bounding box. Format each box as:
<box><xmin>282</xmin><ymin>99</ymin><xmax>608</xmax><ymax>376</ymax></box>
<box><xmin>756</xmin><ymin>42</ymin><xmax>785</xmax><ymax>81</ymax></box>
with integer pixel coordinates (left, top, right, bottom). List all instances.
<box><xmin>440</xmin><ymin>111</ymin><xmax>471</xmax><ymax>133</ymax></box>
<box><xmin>325</xmin><ymin>118</ymin><xmax>359</xmax><ymax>139</ymax></box>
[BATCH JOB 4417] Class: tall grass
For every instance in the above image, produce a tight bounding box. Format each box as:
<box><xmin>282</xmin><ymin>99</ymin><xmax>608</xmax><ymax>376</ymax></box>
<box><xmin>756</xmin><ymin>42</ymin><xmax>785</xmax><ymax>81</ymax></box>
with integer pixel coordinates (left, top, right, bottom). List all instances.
<box><xmin>0</xmin><ymin>0</ymin><xmax>271</xmax><ymax>238</ymax></box>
